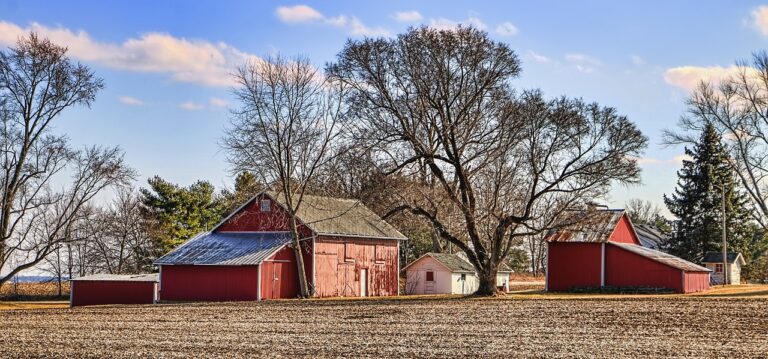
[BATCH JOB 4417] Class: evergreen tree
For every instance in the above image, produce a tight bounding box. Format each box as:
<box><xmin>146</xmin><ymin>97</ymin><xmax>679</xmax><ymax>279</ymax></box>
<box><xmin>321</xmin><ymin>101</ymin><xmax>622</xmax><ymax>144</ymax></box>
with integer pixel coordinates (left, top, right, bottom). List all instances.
<box><xmin>140</xmin><ymin>176</ymin><xmax>227</xmax><ymax>252</ymax></box>
<box><xmin>664</xmin><ymin>123</ymin><xmax>757</xmax><ymax>262</ymax></box>
<box><xmin>222</xmin><ymin>171</ymin><xmax>263</xmax><ymax>211</ymax></box>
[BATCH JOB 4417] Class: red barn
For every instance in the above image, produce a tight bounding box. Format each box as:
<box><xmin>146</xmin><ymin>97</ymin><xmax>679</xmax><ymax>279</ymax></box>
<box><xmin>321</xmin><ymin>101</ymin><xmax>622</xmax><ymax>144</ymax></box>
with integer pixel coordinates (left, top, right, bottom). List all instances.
<box><xmin>546</xmin><ymin>209</ymin><xmax>710</xmax><ymax>293</ymax></box>
<box><xmin>155</xmin><ymin>192</ymin><xmax>405</xmax><ymax>301</ymax></box>
<box><xmin>70</xmin><ymin>274</ymin><xmax>158</xmax><ymax>307</ymax></box>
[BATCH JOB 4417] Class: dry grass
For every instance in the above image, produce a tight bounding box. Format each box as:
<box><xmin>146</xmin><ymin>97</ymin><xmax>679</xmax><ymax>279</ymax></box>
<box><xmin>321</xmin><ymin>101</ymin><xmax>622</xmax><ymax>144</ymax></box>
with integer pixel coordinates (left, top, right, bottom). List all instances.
<box><xmin>0</xmin><ymin>301</ymin><xmax>68</xmax><ymax>310</ymax></box>
<box><xmin>0</xmin><ymin>296</ymin><xmax>766</xmax><ymax>358</ymax></box>
<box><xmin>0</xmin><ymin>282</ymin><xmax>70</xmax><ymax>300</ymax></box>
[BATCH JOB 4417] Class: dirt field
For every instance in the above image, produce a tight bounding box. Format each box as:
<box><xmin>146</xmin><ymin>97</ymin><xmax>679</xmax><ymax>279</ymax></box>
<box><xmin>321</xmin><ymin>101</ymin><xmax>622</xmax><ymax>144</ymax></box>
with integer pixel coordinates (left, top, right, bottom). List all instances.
<box><xmin>1</xmin><ymin>296</ymin><xmax>766</xmax><ymax>358</ymax></box>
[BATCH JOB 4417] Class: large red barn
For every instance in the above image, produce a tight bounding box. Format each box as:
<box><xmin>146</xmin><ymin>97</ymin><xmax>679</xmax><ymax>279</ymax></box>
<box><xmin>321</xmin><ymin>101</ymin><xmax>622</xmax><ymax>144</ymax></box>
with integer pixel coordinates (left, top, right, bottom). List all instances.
<box><xmin>155</xmin><ymin>192</ymin><xmax>405</xmax><ymax>301</ymax></box>
<box><xmin>546</xmin><ymin>209</ymin><xmax>710</xmax><ymax>294</ymax></box>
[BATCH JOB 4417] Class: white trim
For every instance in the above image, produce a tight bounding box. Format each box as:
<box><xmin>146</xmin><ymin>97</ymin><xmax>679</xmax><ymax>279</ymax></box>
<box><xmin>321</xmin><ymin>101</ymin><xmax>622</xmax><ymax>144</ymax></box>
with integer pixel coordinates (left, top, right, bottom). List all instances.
<box><xmin>681</xmin><ymin>270</ymin><xmax>685</xmax><ymax>292</ymax></box>
<box><xmin>600</xmin><ymin>242</ymin><xmax>605</xmax><ymax>287</ymax></box>
<box><xmin>316</xmin><ymin>232</ymin><xmax>408</xmax><ymax>241</ymax></box>
<box><xmin>312</xmin><ymin>234</ymin><xmax>317</xmax><ymax>295</ymax></box>
<box><xmin>158</xmin><ymin>265</ymin><xmax>163</xmax><ymax>298</ymax></box>
<box><xmin>69</xmin><ymin>281</ymin><xmax>74</xmax><ymax>307</ymax></box>
<box><xmin>257</xmin><ymin>264</ymin><xmax>262</xmax><ymax>301</ymax></box>
<box><xmin>396</xmin><ymin>240</ymin><xmax>401</xmax><ymax>296</ymax></box>
<box><xmin>264</xmin><ymin>259</ymin><xmax>291</xmax><ymax>263</ymax></box>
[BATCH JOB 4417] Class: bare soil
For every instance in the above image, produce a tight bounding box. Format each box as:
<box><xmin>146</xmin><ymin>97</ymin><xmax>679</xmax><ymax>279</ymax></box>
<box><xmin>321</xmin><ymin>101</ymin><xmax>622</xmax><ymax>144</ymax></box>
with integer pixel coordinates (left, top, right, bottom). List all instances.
<box><xmin>1</xmin><ymin>296</ymin><xmax>766</xmax><ymax>358</ymax></box>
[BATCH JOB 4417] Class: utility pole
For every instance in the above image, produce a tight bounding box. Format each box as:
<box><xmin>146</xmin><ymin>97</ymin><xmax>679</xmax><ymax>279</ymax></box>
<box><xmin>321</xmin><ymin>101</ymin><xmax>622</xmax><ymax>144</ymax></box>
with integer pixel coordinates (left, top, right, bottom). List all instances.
<box><xmin>721</xmin><ymin>183</ymin><xmax>728</xmax><ymax>286</ymax></box>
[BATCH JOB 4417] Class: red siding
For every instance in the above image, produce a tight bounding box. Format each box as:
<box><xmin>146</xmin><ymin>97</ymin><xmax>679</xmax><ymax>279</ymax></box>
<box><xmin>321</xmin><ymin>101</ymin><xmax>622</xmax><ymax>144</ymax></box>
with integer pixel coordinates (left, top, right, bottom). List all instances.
<box><xmin>71</xmin><ymin>281</ymin><xmax>156</xmax><ymax>307</ymax></box>
<box><xmin>313</xmin><ymin>236</ymin><xmax>399</xmax><ymax>297</ymax></box>
<box><xmin>217</xmin><ymin>193</ymin><xmax>312</xmax><ymax>237</ymax></box>
<box><xmin>260</xmin><ymin>246</ymin><xmax>301</xmax><ymax>299</ymax></box>
<box><xmin>546</xmin><ymin>242</ymin><xmax>603</xmax><ymax>291</ymax></box>
<box><xmin>160</xmin><ymin>265</ymin><xmax>259</xmax><ymax>302</ymax></box>
<box><xmin>604</xmin><ymin>244</ymin><xmax>683</xmax><ymax>292</ymax></box>
<box><xmin>608</xmin><ymin>215</ymin><xmax>641</xmax><ymax>244</ymax></box>
<box><xmin>684</xmin><ymin>272</ymin><xmax>710</xmax><ymax>293</ymax></box>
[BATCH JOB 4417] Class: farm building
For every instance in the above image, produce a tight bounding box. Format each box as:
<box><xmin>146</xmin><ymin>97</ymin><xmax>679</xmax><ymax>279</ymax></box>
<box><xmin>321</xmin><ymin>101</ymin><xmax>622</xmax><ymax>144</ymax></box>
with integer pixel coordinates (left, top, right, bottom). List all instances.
<box><xmin>70</xmin><ymin>273</ymin><xmax>158</xmax><ymax>307</ymax></box>
<box><xmin>702</xmin><ymin>251</ymin><xmax>745</xmax><ymax>285</ymax></box>
<box><xmin>404</xmin><ymin>252</ymin><xmax>513</xmax><ymax>295</ymax></box>
<box><xmin>155</xmin><ymin>191</ymin><xmax>406</xmax><ymax>301</ymax></box>
<box><xmin>634</xmin><ymin>223</ymin><xmax>670</xmax><ymax>250</ymax></box>
<box><xmin>546</xmin><ymin>209</ymin><xmax>711</xmax><ymax>293</ymax></box>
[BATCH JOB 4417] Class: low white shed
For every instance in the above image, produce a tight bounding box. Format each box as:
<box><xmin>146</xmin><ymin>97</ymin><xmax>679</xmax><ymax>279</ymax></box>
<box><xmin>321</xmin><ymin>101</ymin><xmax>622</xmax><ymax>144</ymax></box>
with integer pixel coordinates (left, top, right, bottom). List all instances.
<box><xmin>404</xmin><ymin>253</ymin><xmax>513</xmax><ymax>295</ymax></box>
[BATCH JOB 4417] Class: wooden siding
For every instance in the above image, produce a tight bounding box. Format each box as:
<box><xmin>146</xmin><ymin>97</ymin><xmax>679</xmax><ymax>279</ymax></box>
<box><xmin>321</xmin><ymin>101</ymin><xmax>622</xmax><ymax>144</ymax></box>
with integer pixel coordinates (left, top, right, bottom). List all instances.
<box><xmin>160</xmin><ymin>265</ymin><xmax>259</xmax><ymax>302</ymax></box>
<box><xmin>546</xmin><ymin>242</ymin><xmax>603</xmax><ymax>291</ymax></box>
<box><xmin>684</xmin><ymin>272</ymin><xmax>710</xmax><ymax>293</ymax></box>
<box><xmin>608</xmin><ymin>215</ymin><xmax>641</xmax><ymax>244</ymax></box>
<box><xmin>217</xmin><ymin>193</ymin><xmax>312</xmax><ymax>237</ymax></box>
<box><xmin>71</xmin><ymin>281</ymin><xmax>156</xmax><ymax>307</ymax></box>
<box><xmin>260</xmin><ymin>246</ymin><xmax>300</xmax><ymax>299</ymax></box>
<box><xmin>313</xmin><ymin>235</ymin><xmax>398</xmax><ymax>297</ymax></box>
<box><xmin>604</xmin><ymin>244</ymin><xmax>683</xmax><ymax>292</ymax></box>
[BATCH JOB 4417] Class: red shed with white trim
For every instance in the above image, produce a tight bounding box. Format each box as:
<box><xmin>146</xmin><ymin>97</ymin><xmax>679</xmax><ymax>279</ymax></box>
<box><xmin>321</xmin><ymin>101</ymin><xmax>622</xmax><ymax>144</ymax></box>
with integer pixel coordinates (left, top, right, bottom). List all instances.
<box><xmin>546</xmin><ymin>209</ymin><xmax>710</xmax><ymax>293</ymax></box>
<box><xmin>70</xmin><ymin>273</ymin><xmax>158</xmax><ymax>307</ymax></box>
<box><xmin>155</xmin><ymin>191</ymin><xmax>406</xmax><ymax>302</ymax></box>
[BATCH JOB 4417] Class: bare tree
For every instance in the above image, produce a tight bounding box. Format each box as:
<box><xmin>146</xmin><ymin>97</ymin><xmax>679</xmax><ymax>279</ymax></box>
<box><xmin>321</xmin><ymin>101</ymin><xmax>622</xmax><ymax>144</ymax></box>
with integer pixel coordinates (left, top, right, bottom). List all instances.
<box><xmin>0</xmin><ymin>34</ymin><xmax>134</xmax><ymax>285</ymax></box>
<box><xmin>328</xmin><ymin>27</ymin><xmax>647</xmax><ymax>295</ymax></box>
<box><xmin>223</xmin><ymin>55</ymin><xmax>346</xmax><ymax>297</ymax></box>
<box><xmin>664</xmin><ymin>51</ymin><xmax>768</xmax><ymax>229</ymax></box>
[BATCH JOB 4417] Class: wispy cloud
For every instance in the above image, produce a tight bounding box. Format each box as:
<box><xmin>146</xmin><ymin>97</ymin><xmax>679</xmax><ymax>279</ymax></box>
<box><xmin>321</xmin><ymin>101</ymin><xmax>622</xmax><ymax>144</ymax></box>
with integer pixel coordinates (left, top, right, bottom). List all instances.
<box><xmin>631</xmin><ymin>55</ymin><xmax>645</xmax><ymax>66</ymax></box>
<box><xmin>633</xmin><ymin>155</ymin><xmax>692</xmax><ymax>166</ymax></box>
<box><xmin>209</xmin><ymin>97</ymin><xmax>228</xmax><ymax>108</ymax></box>
<box><xmin>179</xmin><ymin>101</ymin><xmax>204</xmax><ymax>111</ymax></box>
<box><xmin>393</xmin><ymin>11</ymin><xmax>422</xmax><ymax>23</ymax></box>
<box><xmin>275</xmin><ymin>5</ymin><xmax>389</xmax><ymax>37</ymax></box>
<box><xmin>565</xmin><ymin>53</ymin><xmax>602</xmax><ymax>73</ymax></box>
<box><xmin>495</xmin><ymin>21</ymin><xmax>519</xmax><ymax>36</ymax></box>
<box><xmin>527</xmin><ymin>50</ymin><xmax>550</xmax><ymax>63</ymax></box>
<box><xmin>119</xmin><ymin>96</ymin><xmax>144</xmax><ymax>106</ymax></box>
<box><xmin>429</xmin><ymin>16</ymin><xmax>487</xmax><ymax>31</ymax></box>
<box><xmin>752</xmin><ymin>5</ymin><xmax>768</xmax><ymax>36</ymax></box>
<box><xmin>0</xmin><ymin>21</ymin><xmax>260</xmax><ymax>87</ymax></box>
<box><xmin>663</xmin><ymin>65</ymin><xmax>755</xmax><ymax>92</ymax></box>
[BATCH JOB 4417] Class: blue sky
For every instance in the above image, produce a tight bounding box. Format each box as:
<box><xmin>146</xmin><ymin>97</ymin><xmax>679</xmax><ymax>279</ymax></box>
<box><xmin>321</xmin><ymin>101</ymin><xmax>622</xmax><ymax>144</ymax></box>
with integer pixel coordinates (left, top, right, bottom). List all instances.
<box><xmin>1</xmin><ymin>1</ymin><xmax>767</xmax><ymax>212</ymax></box>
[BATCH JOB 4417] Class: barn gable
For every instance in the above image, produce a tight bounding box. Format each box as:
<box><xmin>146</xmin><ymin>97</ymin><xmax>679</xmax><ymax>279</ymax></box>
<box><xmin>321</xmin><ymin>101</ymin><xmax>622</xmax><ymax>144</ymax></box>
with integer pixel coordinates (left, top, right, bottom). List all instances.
<box><xmin>546</xmin><ymin>209</ymin><xmax>640</xmax><ymax>245</ymax></box>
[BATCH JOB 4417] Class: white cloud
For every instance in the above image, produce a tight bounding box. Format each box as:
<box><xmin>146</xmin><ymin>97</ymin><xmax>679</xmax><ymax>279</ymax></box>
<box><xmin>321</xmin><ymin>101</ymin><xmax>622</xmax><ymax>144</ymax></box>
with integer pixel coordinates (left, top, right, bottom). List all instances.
<box><xmin>527</xmin><ymin>50</ymin><xmax>550</xmax><ymax>63</ymax></box>
<box><xmin>274</xmin><ymin>5</ymin><xmax>389</xmax><ymax>37</ymax></box>
<box><xmin>631</xmin><ymin>55</ymin><xmax>645</xmax><ymax>66</ymax></box>
<box><xmin>565</xmin><ymin>53</ymin><xmax>602</xmax><ymax>73</ymax></box>
<box><xmin>0</xmin><ymin>21</ymin><xmax>261</xmax><ymax>87</ymax></box>
<box><xmin>752</xmin><ymin>5</ymin><xmax>768</xmax><ymax>36</ymax></box>
<box><xmin>663</xmin><ymin>65</ymin><xmax>756</xmax><ymax>92</ymax></box>
<box><xmin>275</xmin><ymin>5</ymin><xmax>324</xmax><ymax>23</ymax></box>
<box><xmin>633</xmin><ymin>155</ymin><xmax>691</xmax><ymax>166</ymax></box>
<box><xmin>429</xmin><ymin>16</ymin><xmax>487</xmax><ymax>31</ymax></box>
<box><xmin>179</xmin><ymin>101</ymin><xmax>204</xmax><ymax>111</ymax></box>
<box><xmin>209</xmin><ymin>97</ymin><xmax>228</xmax><ymax>108</ymax></box>
<box><xmin>393</xmin><ymin>11</ymin><xmax>423</xmax><ymax>22</ymax></box>
<box><xmin>118</xmin><ymin>96</ymin><xmax>144</xmax><ymax>106</ymax></box>
<box><xmin>495</xmin><ymin>22</ymin><xmax>519</xmax><ymax>36</ymax></box>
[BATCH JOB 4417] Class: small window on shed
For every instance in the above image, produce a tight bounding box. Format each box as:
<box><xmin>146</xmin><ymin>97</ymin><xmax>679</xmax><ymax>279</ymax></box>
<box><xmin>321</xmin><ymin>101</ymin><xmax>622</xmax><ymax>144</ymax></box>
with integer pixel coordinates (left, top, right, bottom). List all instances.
<box><xmin>715</xmin><ymin>263</ymin><xmax>723</xmax><ymax>273</ymax></box>
<box><xmin>260</xmin><ymin>199</ymin><xmax>271</xmax><ymax>212</ymax></box>
<box><xmin>460</xmin><ymin>273</ymin><xmax>466</xmax><ymax>281</ymax></box>
<box><xmin>344</xmin><ymin>243</ymin><xmax>354</xmax><ymax>261</ymax></box>
<box><xmin>426</xmin><ymin>271</ymin><xmax>434</xmax><ymax>282</ymax></box>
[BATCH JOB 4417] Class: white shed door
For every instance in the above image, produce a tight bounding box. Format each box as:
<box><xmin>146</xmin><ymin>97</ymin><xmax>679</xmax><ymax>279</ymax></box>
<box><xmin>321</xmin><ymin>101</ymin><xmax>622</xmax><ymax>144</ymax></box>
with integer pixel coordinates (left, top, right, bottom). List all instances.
<box><xmin>360</xmin><ymin>269</ymin><xmax>368</xmax><ymax>297</ymax></box>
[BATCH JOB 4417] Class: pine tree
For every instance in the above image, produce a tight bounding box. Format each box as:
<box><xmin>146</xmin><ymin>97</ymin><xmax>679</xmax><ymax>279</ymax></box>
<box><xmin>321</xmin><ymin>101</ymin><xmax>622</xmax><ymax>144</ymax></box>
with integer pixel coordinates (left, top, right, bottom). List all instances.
<box><xmin>664</xmin><ymin>123</ymin><xmax>756</xmax><ymax>262</ymax></box>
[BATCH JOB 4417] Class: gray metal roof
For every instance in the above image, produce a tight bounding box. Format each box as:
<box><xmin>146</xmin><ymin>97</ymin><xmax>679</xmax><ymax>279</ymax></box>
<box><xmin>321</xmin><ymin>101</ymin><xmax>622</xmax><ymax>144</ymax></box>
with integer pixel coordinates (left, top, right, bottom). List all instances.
<box><xmin>404</xmin><ymin>252</ymin><xmax>514</xmax><ymax>273</ymax></box>
<box><xmin>71</xmin><ymin>273</ymin><xmax>159</xmax><ymax>282</ymax></box>
<box><xmin>702</xmin><ymin>252</ymin><xmax>746</xmax><ymax>265</ymax></box>
<box><xmin>547</xmin><ymin>209</ymin><xmax>625</xmax><ymax>243</ymax></box>
<box><xmin>634</xmin><ymin>224</ymin><xmax>670</xmax><ymax>250</ymax></box>
<box><xmin>154</xmin><ymin>232</ymin><xmax>291</xmax><ymax>266</ymax></box>
<box><xmin>611</xmin><ymin>242</ymin><xmax>711</xmax><ymax>272</ymax></box>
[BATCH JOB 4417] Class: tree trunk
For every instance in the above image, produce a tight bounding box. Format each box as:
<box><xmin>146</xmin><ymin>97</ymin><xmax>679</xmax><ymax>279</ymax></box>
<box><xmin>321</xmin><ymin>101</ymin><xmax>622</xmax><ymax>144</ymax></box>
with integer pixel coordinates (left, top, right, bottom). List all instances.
<box><xmin>289</xmin><ymin>216</ymin><xmax>311</xmax><ymax>298</ymax></box>
<box><xmin>475</xmin><ymin>266</ymin><xmax>500</xmax><ymax>296</ymax></box>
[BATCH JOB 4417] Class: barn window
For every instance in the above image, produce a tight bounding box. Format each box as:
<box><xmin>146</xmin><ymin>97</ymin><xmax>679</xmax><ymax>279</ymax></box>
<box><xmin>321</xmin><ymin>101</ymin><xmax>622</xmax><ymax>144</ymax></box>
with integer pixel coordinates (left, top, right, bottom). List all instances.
<box><xmin>260</xmin><ymin>199</ymin><xmax>271</xmax><ymax>212</ymax></box>
<box><xmin>460</xmin><ymin>273</ymin><xmax>466</xmax><ymax>281</ymax></box>
<box><xmin>715</xmin><ymin>263</ymin><xmax>723</xmax><ymax>273</ymax></box>
<box><xmin>375</xmin><ymin>245</ymin><xmax>386</xmax><ymax>262</ymax></box>
<box><xmin>426</xmin><ymin>271</ymin><xmax>434</xmax><ymax>282</ymax></box>
<box><xmin>344</xmin><ymin>243</ymin><xmax>354</xmax><ymax>261</ymax></box>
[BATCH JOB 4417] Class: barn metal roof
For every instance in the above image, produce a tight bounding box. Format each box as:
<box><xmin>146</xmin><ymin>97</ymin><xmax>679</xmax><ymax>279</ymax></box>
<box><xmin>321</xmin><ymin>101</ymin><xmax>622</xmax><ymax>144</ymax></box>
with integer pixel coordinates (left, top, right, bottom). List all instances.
<box><xmin>611</xmin><ymin>242</ymin><xmax>711</xmax><ymax>272</ymax></box>
<box><xmin>71</xmin><ymin>273</ymin><xmax>159</xmax><ymax>282</ymax></box>
<box><xmin>634</xmin><ymin>224</ymin><xmax>670</xmax><ymax>250</ymax></box>
<box><xmin>546</xmin><ymin>209</ymin><xmax>625</xmax><ymax>243</ymax></box>
<box><xmin>154</xmin><ymin>232</ymin><xmax>291</xmax><ymax>266</ymax></box>
<box><xmin>212</xmin><ymin>191</ymin><xmax>407</xmax><ymax>240</ymax></box>
<box><xmin>702</xmin><ymin>252</ymin><xmax>746</xmax><ymax>265</ymax></box>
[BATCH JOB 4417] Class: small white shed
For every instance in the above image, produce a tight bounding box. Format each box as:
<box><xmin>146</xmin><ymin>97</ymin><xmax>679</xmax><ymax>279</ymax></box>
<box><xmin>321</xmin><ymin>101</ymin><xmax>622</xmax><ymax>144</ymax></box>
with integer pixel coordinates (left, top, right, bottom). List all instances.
<box><xmin>404</xmin><ymin>253</ymin><xmax>513</xmax><ymax>295</ymax></box>
<box><xmin>702</xmin><ymin>251</ymin><xmax>746</xmax><ymax>285</ymax></box>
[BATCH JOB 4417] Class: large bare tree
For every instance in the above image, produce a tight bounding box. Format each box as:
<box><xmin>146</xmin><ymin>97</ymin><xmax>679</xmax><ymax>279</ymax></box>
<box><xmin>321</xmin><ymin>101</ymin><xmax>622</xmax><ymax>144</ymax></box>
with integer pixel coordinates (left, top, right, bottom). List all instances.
<box><xmin>224</xmin><ymin>55</ymin><xmax>345</xmax><ymax>297</ymax></box>
<box><xmin>0</xmin><ymin>34</ymin><xmax>134</xmax><ymax>285</ymax></box>
<box><xmin>665</xmin><ymin>51</ymin><xmax>768</xmax><ymax>229</ymax></box>
<box><xmin>328</xmin><ymin>27</ymin><xmax>647</xmax><ymax>295</ymax></box>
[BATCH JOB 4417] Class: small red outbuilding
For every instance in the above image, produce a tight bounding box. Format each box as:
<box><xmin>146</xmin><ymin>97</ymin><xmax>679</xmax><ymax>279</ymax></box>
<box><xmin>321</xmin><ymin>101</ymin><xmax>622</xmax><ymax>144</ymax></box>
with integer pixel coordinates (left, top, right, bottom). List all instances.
<box><xmin>546</xmin><ymin>209</ymin><xmax>710</xmax><ymax>294</ymax></box>
<box><xmin>70</xmin><ymin>273</ymin><xmax>158</xmax><ymax>307</ymax></box>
